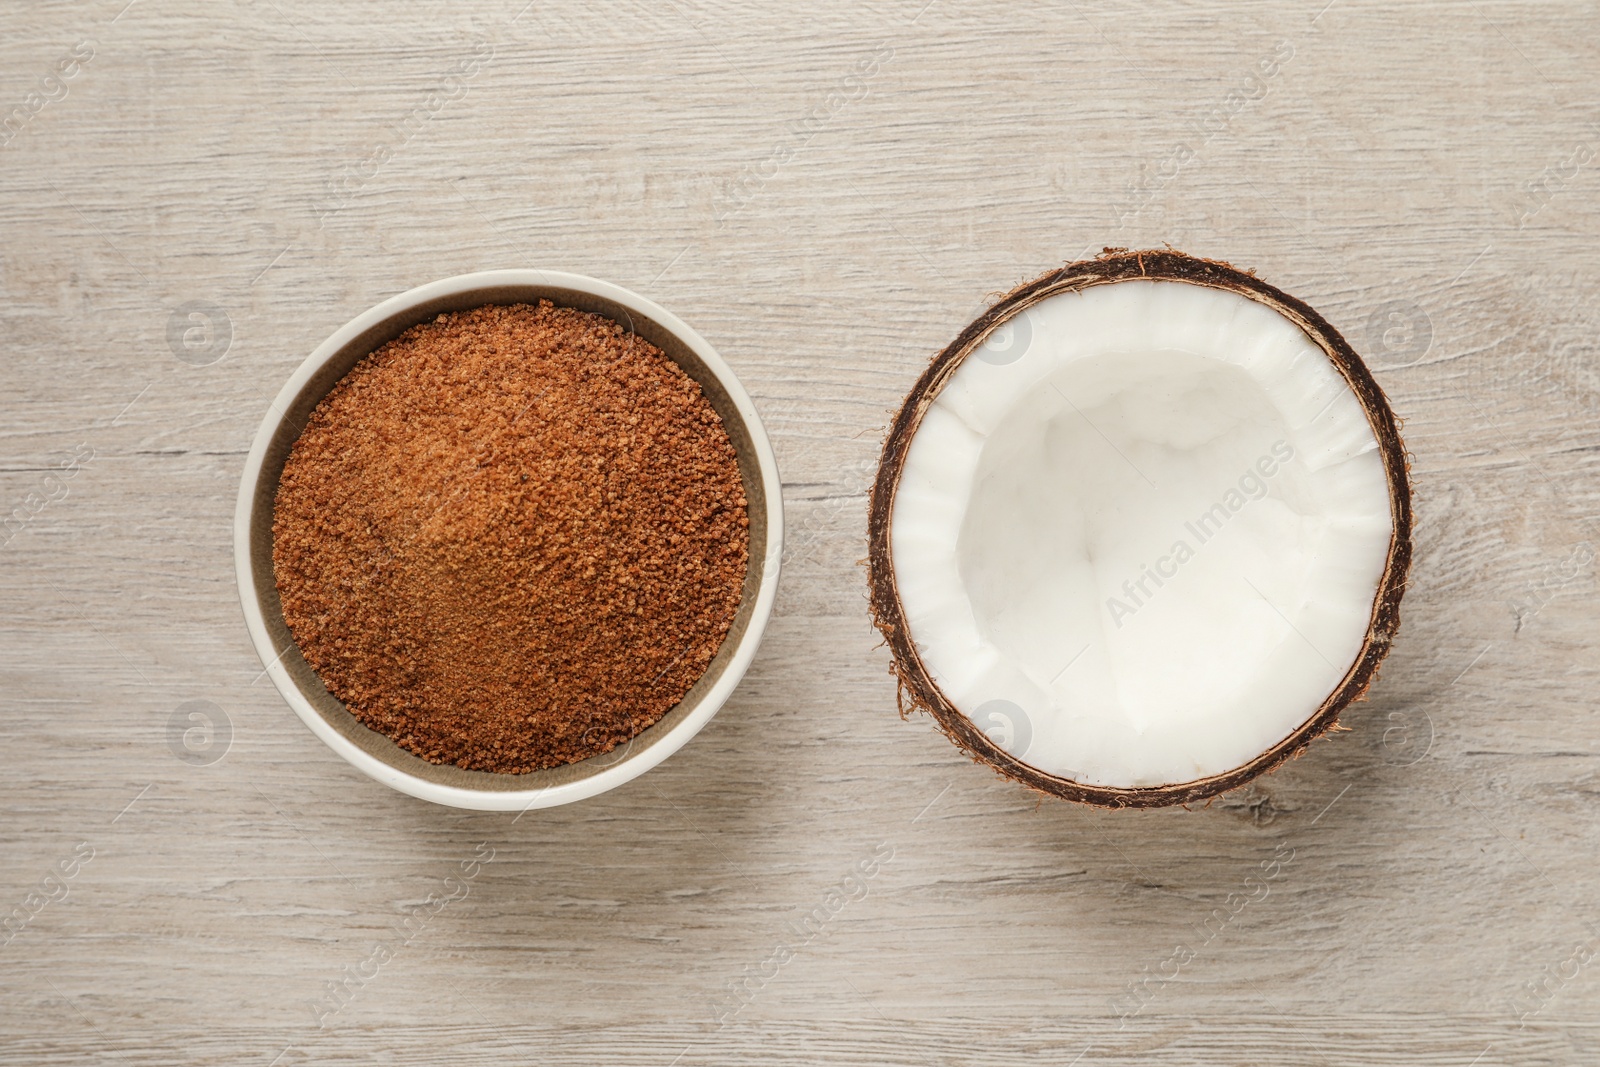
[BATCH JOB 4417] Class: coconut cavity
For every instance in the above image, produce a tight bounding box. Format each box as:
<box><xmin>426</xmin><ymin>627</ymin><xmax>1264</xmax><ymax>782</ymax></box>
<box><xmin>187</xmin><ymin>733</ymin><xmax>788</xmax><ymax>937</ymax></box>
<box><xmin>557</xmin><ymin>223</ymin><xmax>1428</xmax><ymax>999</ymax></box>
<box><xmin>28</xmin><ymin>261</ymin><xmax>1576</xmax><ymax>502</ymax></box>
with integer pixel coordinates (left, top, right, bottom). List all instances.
<box><xmin>889</xmin><ymin>279</ymin><xmax>1393</xmax><ymax>789</ymax></box>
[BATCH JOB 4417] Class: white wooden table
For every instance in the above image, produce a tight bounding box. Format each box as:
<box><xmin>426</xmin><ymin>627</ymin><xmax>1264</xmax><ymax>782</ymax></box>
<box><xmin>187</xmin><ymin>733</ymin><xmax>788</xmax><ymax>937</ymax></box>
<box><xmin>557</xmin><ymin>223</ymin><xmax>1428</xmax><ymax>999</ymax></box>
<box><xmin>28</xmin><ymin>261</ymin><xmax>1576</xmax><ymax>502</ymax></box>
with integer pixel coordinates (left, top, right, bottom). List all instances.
<box><xmin>3</xmin><ymin>1</ymin><xmax>1598</xmax><ymax>1063</ymax></box>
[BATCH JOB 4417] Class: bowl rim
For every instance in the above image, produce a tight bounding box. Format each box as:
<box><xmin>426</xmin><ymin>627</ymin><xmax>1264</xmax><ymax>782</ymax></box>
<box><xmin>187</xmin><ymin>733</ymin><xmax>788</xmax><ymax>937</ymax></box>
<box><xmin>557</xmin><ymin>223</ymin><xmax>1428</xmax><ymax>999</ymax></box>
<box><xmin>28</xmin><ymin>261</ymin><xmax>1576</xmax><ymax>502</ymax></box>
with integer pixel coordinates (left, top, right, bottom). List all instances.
<box><xmin>233</xmin><ymin>269</ymin><xmax>783</xmax><ymax>811</ymax></box>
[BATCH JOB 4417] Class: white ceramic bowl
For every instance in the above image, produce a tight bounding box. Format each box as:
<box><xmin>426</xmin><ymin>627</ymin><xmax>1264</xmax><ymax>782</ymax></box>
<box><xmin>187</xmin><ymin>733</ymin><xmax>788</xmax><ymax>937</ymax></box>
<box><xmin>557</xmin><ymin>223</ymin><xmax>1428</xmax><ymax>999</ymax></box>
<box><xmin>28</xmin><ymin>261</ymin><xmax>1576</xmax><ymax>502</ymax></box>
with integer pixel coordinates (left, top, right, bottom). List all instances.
<box><xmin>234</xmin><ymin>270</ymin><xmax>782</xmax><ymax>811</ymax></box>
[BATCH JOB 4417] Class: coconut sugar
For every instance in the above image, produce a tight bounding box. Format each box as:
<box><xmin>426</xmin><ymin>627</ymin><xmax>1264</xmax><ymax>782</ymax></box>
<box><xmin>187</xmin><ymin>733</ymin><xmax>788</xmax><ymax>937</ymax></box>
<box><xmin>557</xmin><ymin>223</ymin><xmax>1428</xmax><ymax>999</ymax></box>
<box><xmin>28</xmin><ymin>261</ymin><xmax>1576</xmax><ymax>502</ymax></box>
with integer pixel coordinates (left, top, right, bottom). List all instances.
<box><xmin>272</xmin><ymin>302</ymin><xmax>749</xmax><ymax>774</ymax></box>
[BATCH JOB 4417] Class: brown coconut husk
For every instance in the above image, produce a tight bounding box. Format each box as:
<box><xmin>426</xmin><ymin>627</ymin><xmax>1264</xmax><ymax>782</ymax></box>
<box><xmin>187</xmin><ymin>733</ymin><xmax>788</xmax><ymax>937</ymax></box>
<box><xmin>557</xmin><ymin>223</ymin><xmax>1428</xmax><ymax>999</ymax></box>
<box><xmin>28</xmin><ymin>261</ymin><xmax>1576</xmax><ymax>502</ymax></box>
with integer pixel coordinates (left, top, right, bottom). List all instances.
<box><xmin>866</xmin><ymin>249</ymin><xmax>1414</xmax><ymax>808</ymax></box>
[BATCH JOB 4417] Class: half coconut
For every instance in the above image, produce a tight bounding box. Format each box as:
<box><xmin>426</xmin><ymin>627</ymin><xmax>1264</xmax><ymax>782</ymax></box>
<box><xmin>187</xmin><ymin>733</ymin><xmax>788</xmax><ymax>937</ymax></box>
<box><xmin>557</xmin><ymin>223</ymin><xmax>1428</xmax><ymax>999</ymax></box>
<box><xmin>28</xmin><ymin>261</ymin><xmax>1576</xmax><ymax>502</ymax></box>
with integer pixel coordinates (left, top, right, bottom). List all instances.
<box><xmin>868</xmin><ymin>250</ymin><xmax>1412</xmax><ymax>807</ymax></box>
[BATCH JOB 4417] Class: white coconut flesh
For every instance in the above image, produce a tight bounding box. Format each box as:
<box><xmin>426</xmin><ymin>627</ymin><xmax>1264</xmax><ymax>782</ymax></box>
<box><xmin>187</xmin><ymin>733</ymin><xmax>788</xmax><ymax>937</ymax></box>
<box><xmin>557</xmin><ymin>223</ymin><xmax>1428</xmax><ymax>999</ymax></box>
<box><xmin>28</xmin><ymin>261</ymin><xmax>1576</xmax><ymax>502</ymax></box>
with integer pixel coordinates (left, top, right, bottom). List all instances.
<box><xmin>890</xmin><ymin>280</ymin><xmax>1393</xmax><ymax>789</ymax></box>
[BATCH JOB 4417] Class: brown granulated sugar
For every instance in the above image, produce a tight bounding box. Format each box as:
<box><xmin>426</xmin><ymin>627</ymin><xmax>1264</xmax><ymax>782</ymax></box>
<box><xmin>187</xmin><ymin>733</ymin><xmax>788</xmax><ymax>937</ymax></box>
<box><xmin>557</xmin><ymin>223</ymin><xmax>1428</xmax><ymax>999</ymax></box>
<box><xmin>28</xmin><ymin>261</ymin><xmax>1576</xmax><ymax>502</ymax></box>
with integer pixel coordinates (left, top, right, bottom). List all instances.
<box><xmin>272</xmin><ymin>302</ymin><xmax>750</xmax><ymax>774</ymax></box>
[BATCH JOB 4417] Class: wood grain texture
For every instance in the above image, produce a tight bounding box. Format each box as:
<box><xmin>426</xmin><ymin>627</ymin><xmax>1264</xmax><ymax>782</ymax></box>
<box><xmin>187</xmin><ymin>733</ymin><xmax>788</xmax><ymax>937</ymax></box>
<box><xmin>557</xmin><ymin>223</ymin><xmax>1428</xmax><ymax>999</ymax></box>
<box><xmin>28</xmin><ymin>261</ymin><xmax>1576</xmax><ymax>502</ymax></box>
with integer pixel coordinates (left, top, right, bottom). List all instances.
<box><xmin>2</xmin><ymin>0</ymin><xmax>1598</xmax><ymax>1063</ymax></box>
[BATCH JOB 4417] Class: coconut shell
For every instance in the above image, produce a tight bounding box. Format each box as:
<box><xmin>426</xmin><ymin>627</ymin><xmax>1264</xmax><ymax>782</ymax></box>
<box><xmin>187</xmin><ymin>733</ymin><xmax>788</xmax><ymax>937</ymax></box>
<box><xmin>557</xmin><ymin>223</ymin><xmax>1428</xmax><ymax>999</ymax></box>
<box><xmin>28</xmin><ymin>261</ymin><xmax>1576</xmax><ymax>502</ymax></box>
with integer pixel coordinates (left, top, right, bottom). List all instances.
<box><xmin>867</xmin><ymin>249</ymin><xmax>1414</xmax><ymax>808</ymax></box>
